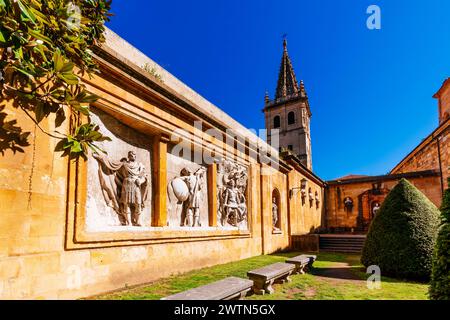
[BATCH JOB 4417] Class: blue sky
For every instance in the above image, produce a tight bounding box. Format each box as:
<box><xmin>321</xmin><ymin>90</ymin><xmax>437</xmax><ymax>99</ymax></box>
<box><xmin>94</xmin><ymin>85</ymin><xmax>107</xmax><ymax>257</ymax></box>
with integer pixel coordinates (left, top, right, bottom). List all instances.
<box><xmin>106</xmin><ymin>0</ymin><xmax>450</xmax><ymax>181</ymax></box>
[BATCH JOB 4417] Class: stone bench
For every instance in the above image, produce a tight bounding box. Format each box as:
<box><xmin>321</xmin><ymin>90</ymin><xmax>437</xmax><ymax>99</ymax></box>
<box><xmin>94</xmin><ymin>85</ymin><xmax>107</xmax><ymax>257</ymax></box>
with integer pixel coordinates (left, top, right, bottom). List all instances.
<box><xmin>247</xmin><ymin>262</ymin><xmax>295</xmax><ymax>295</ymax></box>
<box><xmin>302</xmin><ymin>254</ymin><xmax>317</xmax><ymax>269</ymax></box>
<box><xmin>285</xmin><ymin>256</ymin><xmax>310</xmax><ymax>274</ymax></box>
<box><xmin>286</xmin><ymin>254</ymin><xmax>317</xmax><ymax>274</ymax></box>
<box><xmin>160</xmin><ymin>277</ymin><xmax>253</xmax><ymax>300</ymax></box>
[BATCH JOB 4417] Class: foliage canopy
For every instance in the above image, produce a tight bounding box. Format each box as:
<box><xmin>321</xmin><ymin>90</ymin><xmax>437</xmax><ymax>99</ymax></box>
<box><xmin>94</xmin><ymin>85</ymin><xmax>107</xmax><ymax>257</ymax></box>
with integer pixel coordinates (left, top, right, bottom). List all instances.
<box><xmin>361</xmin><ymin>178</ymin><xmax>440</xmax><ymax>280</ymax></box>
<box><xmin>429</xmin><ymin>179</ymin><xmax>450</xmax><ymax>299</ymax></box>
<box><xmin>0</xmin><ymin>0</ymin><xmax>112</xmax><ymax>158</ymax></box>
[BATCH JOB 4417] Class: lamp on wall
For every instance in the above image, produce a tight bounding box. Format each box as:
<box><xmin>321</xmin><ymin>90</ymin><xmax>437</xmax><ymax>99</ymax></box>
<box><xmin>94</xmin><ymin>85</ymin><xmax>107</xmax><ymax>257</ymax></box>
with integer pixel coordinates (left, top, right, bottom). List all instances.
<box><xmin>289</xmin><ymin>178</ymin><xmax>308</xmax><ymax>201</ymax></box>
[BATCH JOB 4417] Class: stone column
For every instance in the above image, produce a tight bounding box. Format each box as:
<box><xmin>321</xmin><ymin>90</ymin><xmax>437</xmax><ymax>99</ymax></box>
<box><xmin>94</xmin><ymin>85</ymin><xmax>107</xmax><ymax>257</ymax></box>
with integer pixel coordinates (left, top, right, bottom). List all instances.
<box><xmin>208</xmin><ymin>163</ymin><xmax>217</xmax><ymax>227</ymax></box>
<box><xmin>152</xmin><ymin>135</ymin><xmax>169</xmax><ymax>227</ymax></box>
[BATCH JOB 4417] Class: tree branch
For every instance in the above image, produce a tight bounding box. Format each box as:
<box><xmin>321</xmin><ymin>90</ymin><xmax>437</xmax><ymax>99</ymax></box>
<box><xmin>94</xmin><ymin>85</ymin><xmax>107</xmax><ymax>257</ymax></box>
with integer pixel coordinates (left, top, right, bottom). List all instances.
<box><xmin>20</xmin><ymin>106</ymin><xmax>65</xmax><ymax>140</ymax></box>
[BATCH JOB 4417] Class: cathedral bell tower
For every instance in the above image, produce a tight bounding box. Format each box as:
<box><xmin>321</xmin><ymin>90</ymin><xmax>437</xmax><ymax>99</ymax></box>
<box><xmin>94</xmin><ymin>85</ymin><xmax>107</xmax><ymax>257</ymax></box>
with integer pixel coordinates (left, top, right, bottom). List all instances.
<box><xmin>263</xmin><ymin>39</ymin><xmax>313</xmax><ymax>170</ymax></box>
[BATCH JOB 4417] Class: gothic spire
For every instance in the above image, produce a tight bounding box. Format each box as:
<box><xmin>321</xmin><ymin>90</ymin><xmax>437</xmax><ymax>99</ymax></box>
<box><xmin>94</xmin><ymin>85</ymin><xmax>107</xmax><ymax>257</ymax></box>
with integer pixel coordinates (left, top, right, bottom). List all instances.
<box><xmin>275</xmin><ymin>39</ymin><xmax>300</xmax><ymax>100</ymax></box>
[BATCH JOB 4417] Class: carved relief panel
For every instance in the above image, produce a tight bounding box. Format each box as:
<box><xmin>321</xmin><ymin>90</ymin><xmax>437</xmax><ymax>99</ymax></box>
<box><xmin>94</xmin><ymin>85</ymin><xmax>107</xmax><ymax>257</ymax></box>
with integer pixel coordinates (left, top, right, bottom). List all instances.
<box><xmin>166</xmin><ymin>152</ymin><xmax>209</xmax><ymax>228</ymax></box>
<box><xmin>86</xmin><ymin>108</ymin><xmax>153</xmax><ymax>232</ymax></box>
<box><xmin>216</xmin><ymin>159</ymin><xmax>249</xmax><ymax>229</ymax></box>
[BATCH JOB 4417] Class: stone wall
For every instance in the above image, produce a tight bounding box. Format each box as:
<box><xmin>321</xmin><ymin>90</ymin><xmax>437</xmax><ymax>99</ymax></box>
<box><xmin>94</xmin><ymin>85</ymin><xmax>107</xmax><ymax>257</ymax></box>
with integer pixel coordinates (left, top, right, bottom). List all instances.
<box><xmin>390</xmin><ymin>121</ymin><xmax>449</xmax><ymax>191</ymax></box>
<box><xmin>0</xmin><ymin>31</ymin><xmax>324</xmax><ymax>299</ymax></box>
<box><xmin>325</xmin><ymin>173</ymin><xmax>442</xmax><ymax>231</ymax></box>
<box><xmin>435</xmin><ymin>78</ymin><xmax>450</xmax><ymax>124</ymax></box>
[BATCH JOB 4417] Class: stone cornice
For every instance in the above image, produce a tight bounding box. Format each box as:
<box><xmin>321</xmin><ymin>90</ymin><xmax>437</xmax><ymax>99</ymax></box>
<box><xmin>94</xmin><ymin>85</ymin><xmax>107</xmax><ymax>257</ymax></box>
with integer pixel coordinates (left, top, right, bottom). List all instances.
<box><xmin>327</xmin><ymin>169</ymin><xmax>440</xmax><ymax>185</ymax></box>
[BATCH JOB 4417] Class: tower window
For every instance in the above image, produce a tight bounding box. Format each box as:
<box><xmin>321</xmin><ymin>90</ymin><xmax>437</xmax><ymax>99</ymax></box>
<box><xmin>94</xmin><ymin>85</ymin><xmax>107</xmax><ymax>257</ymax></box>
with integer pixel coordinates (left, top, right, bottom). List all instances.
<box><xmin>273</xmin><ymin>115</ymin><xmax>281</xmax><ymax>128</ymax></box>
<box><xmin>288</xmin><ymin>111</ymin><xmax>296</xmax><ymax>125</ymax></box>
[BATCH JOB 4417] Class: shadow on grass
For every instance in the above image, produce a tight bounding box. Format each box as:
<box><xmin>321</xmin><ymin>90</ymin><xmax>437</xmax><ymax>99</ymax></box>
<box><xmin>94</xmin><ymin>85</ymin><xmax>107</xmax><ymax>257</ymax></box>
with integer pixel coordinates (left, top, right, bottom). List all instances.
<box><xmin>310</xmin><ymin>267</ymin><xmax>361</xmax><ymax>281</ymax></box>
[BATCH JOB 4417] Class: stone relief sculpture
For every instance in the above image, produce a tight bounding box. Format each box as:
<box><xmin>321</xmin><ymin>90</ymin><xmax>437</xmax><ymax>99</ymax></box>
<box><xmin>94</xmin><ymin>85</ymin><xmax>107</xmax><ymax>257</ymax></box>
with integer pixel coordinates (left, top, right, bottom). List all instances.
<box><xmin>93</xmin><ymin>151</ymin><xmax>149</xmax><ymax>226</ymax></box>
<box><xmin>222</xmin><ymin>179</ymin><xmax>247</xmax><ymax>227</ymax></box>
<box><xmin>170</xmin><ymin>167</ymin><xmax>206</xmax><ymax>227</ymax></box>
<box><xmin>217</xmin><ymin>160</ymin><xmax>248</xmax><ymax>227</ymax></box>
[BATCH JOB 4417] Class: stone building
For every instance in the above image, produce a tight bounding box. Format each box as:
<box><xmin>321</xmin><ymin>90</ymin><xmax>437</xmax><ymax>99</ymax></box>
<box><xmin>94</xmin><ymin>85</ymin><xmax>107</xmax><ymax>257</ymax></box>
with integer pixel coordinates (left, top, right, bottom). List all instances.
<box><xmin>263</xmin><ymin>40</ymin><xmax>313</xmax><ymax>170</ymax></box>
<box><xmin>0</xmin><ymin>29</ymin><xmax>448</xmax><ymax>299</ymax></box>
<box><xmin>0</xmin><ymin>30</ymin><xmax>324</xmax><ymax>299</ymax></box>
<box><xmin>325</xmin><ymin>78</ymin><xmax>449</xmax><ymax>232</ymax></box>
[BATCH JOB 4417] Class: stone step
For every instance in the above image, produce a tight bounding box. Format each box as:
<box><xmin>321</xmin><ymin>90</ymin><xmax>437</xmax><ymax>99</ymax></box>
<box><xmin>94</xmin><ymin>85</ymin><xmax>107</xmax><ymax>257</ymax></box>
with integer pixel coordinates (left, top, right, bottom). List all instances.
<box><xmin>320</xmin><ymin>242</ymin><xmax>365</xmax><ymax>247</ymax></box>
<box><xmin>320</xmin><ymin>248</ymin><xmax>362</xmax><ymax>253</ymax></box>
<box><xmin>319</xmin><ymin>235</ymin><xmax>366</xmax><ymax>253</ymax></box>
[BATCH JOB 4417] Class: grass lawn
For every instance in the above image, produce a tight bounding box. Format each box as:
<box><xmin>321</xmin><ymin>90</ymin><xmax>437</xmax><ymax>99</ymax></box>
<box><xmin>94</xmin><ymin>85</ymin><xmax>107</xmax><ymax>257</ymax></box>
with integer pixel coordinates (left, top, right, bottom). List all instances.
<box><xmin>91</xmin><ymin>252</ymin><xmax>429</xmax><ymax>300</ymax></box>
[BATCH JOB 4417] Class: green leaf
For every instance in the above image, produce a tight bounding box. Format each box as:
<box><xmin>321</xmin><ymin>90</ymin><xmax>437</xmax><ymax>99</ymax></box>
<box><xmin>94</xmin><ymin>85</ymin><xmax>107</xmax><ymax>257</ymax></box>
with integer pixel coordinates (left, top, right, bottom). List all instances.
<box><xmin>0</xmin><ymin>28</ymin><xmax>9</xmax><ymax>43</ymax></box>
<box><xmin>79</xmin><ymin>93</ymin><xmax>99</xmax><ymax>104</ymax></box>
<box><xmin>17</xmin><ymin>0</ymin><xmax>36</xmax><ymax>23</ymax></box>
<box><xmin>70</xmin><ymin>141</ymin><xmax>82</xmax><ymax>153</ymax></box>
<box><xmin>13</xmin><ymin>66</ymin><xmax>36</xmax><ymax>79</ymax></box>
<box><xmin>55</xmin><ymin>108</ymin><xmax>66</xmax><ymax>128</ymax></box>
<box><xmin>53</xmin><ymin>50</ymin><xmax>64</xmax><ymax>72</ymax></box>
<box><xmin>35</xmin><ymin>102</ymin><xmax>45</xmax><ymax>123</ymax></box>
<box><xmin>57</xmin><ymin>72</ymin><xmax>79</xmax><ymax>85</ymax></box>
<box><xmin>28</xmin><ymin>6</ymin><xmax>48</xmax><ymax>24</ymax></box>
<box><xmin>27</xmin><ymin>28</ymin><xmax>53</xmax><ymax>46</ymax></box>
<box><xmin>60</xmin><ymin>62</ymin><xmax>75</xmax><ymax>74</ymax></box>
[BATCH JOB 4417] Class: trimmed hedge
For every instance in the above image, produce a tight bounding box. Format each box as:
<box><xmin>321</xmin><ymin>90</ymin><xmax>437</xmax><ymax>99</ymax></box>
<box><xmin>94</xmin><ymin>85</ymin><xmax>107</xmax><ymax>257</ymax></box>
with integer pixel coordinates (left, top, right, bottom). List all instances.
<box><xmin>429</xmin><ymin>179</ymin><xmax>450</xmax><ymax>300</ymax></box>
<box><xmin>361</xmin><ymin>178</ymin><xmax>440</xmax><ymax>280</ymax></box>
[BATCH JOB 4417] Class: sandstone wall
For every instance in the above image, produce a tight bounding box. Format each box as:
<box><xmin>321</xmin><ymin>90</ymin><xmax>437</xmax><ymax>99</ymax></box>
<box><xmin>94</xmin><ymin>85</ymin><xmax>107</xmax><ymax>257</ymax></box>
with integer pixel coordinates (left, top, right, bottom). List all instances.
<box><xmin>391</xmin><ymin>122</ymin><xmax>449</xmax><ymax>191</ymax></box>
<box><xmin>0</xmin><ymin>50</ymin><xmax>323</xmax><ymax>299</ymax></box>
<box><xmin>325</xmin><ymin>174</ymin><xmax>442</xmax><ymax>230</ymax></box>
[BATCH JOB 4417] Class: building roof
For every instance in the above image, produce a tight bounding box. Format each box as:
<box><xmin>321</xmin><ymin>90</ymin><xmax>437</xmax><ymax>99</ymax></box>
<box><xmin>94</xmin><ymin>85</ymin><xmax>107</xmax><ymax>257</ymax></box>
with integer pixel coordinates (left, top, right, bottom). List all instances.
<box><xmin>433</xmin><ymin>77</ymin><xmax>450</xmax><ymax>99</ymax></box>
<box><xmin>327</xmin><ymin>170</ymin><xmax>440</xmax><ymax>185</ymax></box>
<box><xmin>275</xmin><ymin>39</ymin><xmax>300</xmax><ymax>100</ymax></box>
<box><xmin>334</xmin><ymin>174</ymin><xmax>370</xmax><ymax>181</ymax></box>
<box><xmin>263</xmin><ymin>39</ymin><xmax>310</xmax><ymax>113</ymax></box>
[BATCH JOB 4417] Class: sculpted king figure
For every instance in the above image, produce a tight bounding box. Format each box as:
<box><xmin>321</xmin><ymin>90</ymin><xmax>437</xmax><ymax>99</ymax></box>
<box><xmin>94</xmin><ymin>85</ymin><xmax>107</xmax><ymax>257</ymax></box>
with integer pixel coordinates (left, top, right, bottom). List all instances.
<box><xmin>93</xmin><ymin>150</ymin><xmax>148</xmax><ymax>226</ymax></box>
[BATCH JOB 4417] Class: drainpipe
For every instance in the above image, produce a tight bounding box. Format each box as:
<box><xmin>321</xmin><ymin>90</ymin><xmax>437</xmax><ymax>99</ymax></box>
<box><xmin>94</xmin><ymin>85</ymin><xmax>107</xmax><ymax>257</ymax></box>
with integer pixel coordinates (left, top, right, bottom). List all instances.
<box><xmin>259</xmin><ymin>166</ymin><xmax>265</xmax><ymax>255</ymax></box>
<box><xmin>436</xmin><ymin>134</ymin><xmax>444</xmax><ymax>197</ymax></box>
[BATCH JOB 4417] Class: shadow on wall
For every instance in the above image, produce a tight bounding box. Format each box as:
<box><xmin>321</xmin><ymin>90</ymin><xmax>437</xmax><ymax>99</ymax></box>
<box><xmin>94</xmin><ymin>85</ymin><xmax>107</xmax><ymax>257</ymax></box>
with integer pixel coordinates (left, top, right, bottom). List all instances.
<box><xmin>0</xmin><ymin>105</ymin><xmax>31</xmax><ymax>155</ymax></box>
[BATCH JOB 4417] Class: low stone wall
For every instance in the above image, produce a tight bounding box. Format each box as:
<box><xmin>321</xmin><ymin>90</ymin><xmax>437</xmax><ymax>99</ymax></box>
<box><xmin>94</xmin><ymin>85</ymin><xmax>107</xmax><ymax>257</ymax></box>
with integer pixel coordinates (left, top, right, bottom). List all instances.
<box><xmin>291</xmin><ymin>234</ymin><xmax>319</xmax><ymax>252</ymax></box>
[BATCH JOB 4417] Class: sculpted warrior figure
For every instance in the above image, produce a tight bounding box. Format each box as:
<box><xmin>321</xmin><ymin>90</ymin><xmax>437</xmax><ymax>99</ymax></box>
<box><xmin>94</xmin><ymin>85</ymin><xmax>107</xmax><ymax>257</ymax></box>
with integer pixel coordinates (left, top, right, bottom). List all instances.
<box><xmin>272</xmin><ymin>197</ymin><xmax>280</xmax><ymax>231</ymax></box>
<box><xmin>93</xmin><ymin>151</ymin><xmax>148</xmax><ymax>226</ymax></box>
<box><xmin>179</xmin><ymin>167</ymin><xmax>206</xmax><ymax>227</ymax></box>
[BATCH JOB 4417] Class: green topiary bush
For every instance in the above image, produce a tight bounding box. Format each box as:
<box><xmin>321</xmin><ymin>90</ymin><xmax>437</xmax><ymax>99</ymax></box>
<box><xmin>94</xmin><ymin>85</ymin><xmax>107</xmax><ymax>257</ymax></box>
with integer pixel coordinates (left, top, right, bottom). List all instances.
<box><xmin>429</xmin><ymin>179</ymin><xmax>450</xmax><ymax>300</ymax></box>
<box><xmin>361</xmin><ymin>178</ymin><xmax>440</xmax><ymax>280</ymax></box>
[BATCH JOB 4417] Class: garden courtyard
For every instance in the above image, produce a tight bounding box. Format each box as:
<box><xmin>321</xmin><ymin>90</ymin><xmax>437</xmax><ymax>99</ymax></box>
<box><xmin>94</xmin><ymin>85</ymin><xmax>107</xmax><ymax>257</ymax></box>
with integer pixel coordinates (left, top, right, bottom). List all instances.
<box><xmin>91</xmin><ymin>252</ymin><xmax>429</xmax><ymax>300</ymax></box>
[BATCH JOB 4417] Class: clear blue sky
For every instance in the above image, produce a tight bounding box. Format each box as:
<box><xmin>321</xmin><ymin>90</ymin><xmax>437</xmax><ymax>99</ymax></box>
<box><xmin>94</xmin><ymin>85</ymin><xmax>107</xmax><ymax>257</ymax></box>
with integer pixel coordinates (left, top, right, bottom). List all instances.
<box><xmin>106</xmin><ymin>0</ymin><xmax>450</xmax><ymax>181</ymax></box>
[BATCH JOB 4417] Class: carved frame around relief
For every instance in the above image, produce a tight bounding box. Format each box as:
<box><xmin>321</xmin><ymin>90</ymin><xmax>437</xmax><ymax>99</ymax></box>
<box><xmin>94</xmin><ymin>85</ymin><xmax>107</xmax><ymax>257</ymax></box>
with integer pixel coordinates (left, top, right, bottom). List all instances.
<box><xmin>216</xmin><ymin>159</ymin><xmax>249</xmax><ymax>229</ymax></box>
<box><xmin>65</xmin><ymin>105</ymin><xmax>251</xmax><ymax>250</ymax></box>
